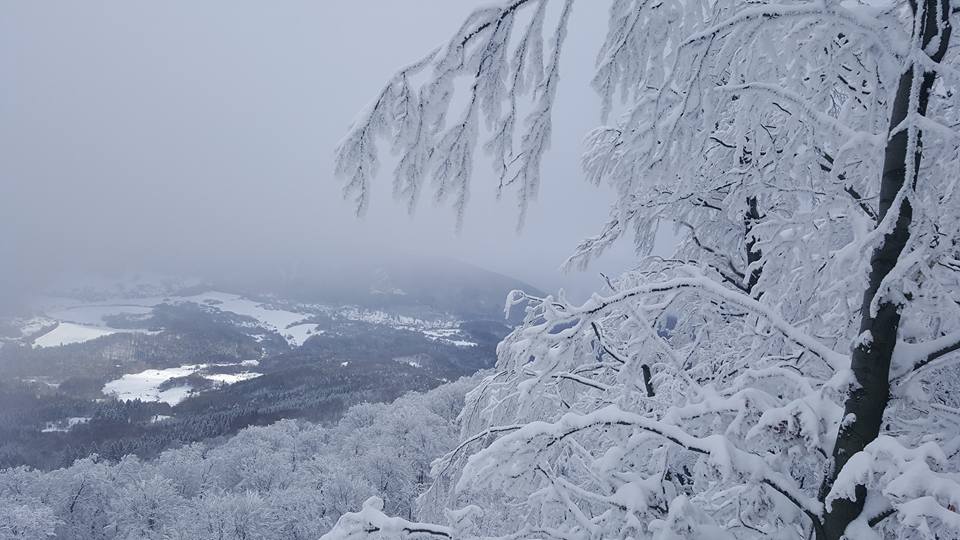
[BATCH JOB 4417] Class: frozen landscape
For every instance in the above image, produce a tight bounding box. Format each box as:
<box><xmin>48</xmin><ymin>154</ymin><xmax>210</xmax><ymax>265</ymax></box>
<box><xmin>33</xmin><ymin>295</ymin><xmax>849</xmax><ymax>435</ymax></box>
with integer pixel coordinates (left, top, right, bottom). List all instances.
<box><xmin>0</xmin><ymin>266</ymin><xmax>518</xmax><ymax>472</ymax></box>
<box><xmin>3</xmin><ymin>0</ymin><xmax>960</xmax><ymax>539</ymax></box>
<box><xmin>8</xmin><ymin>290</ymin><xmax>478</xmax><ymax>353</ymax></box>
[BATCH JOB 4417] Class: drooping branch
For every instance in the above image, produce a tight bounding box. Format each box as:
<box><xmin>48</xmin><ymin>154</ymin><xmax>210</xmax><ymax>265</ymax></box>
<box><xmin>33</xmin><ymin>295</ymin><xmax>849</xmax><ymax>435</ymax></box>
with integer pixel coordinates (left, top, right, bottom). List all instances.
<box><xmin>335</xmin><ymin>0</ymin><xmax>575</xmax><ymax>226</ymax></box>
<box><xmin>458</xmin><ymin>405</ymin><xmax>824</xmax><ymax>522</ymax></box>
<box><xmin>894</xmin><ymin>330</ymin><xmax>960</xmax><ymax>379</ymax></box>
<box><xmin>577</xmin><ymin>274</ymin><xmax>848</xmax><ymax>371</ymax></box>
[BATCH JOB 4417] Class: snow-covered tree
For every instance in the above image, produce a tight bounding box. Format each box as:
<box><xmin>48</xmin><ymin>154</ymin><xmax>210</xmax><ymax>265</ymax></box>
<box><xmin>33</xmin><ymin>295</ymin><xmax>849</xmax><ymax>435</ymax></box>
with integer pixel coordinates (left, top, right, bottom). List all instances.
<box><xmin>41</xmin><ymin>457</ymin><xmax>113</xmax><ymax>540</ymax></box>
<box><xmin>333</xmin><ymin>0</ymin><xmax>959</xmax><ymax>538</ymax></box>
<box><xmin>108</xmin><ymin>458</ymin><xmax>186</xmax><ymax>540</ymax></box>
<box><xmin>0</xmin><ymin>494</ymin><xmax>58</xmax><ymax>539</ymax></box>
<box><xmin>0</xmin><ymin>381</ymin><xmax>473</xmax><ymax>540</ymax></box>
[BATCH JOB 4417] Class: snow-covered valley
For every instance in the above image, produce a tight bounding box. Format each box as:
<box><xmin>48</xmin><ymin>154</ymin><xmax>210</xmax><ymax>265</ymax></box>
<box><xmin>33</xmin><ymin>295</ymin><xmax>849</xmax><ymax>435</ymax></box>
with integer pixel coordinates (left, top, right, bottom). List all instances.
<box><xmin>8</xmin><ymin>290</ymin><xmax>478</xmax><ymax>353</ymax></box>
<box><xmin>0</xmin><ymin>274</ymin><xmax>515</xmax><ymax>472</ymax></box>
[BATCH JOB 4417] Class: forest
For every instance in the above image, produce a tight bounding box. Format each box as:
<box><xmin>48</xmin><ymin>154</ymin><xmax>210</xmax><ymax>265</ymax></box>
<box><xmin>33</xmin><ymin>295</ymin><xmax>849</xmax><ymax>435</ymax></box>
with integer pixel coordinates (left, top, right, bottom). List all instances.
<box><xmin>0</xmin><ymin>379</ymin><xmax>474</xmax><ymax>539</ymax></box>
<box><xmin>0</xmin><ymin>300</ymin><xmax>505</xmax><ymax>471</ymax></box>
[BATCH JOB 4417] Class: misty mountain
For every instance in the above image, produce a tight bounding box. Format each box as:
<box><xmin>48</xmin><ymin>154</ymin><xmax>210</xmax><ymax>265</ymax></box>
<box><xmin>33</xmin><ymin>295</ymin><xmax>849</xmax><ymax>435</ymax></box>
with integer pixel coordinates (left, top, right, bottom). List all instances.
<box><xmin>0</xmin><ymin>258</ymin><xmax>539</xmax><ymax>470</ymax></box>
<box><xmin>195</xmin><ymin>255</ymin><xmax>545</xmax><ymax>323</ymax></box>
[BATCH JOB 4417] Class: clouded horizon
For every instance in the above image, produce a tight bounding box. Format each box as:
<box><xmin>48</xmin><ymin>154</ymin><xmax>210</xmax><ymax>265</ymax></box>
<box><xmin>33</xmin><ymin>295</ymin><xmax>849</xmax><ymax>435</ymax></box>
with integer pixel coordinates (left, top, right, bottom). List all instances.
<box><xmin>0</xmin><ymin>1</ymin><xmax>650</xmax><ymax>310</ymax></box>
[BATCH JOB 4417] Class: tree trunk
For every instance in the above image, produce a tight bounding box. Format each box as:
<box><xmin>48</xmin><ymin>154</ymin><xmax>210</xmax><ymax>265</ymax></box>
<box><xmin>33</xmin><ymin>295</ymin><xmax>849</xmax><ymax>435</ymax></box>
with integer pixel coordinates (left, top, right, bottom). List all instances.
<box><xmin>818</xmin><ymin>2</ymin><xmax>951</xmax><ymax>538</ymax></box>
<box><xmin>744</xmin><ymin>196</ymin><xmax>764</xmax><ymax>297</ymax></box>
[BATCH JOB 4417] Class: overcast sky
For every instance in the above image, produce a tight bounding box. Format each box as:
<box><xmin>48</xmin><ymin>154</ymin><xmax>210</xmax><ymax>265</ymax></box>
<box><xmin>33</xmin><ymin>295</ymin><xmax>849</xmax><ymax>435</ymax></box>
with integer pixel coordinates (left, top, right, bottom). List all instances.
<box><xmin>0</xmin><ymin>1</ymin><xmax>647</xmax><ymax>307</ymax></box>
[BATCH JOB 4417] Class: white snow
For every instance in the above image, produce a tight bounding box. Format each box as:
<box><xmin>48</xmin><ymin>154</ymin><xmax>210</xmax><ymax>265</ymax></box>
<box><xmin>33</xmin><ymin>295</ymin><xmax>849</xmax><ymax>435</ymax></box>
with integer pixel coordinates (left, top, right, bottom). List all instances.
<box><xmin>283</xmin><ymin>323</ymin><xmax>322</xmax><ymax>347</ymax></box>
<box><xmin>16</xmin><ymin>317</ymin><xmax>58</xmax><ymax>337</ymax></box>
<box><xmin>25</xmin><ymin>291</ymin><xmax>317</xmax><ymax>349</ymax></box>
<box><xmin>337</xmin><ymin>307</ymin><xmax>476</xmax><ymax>347</ymax></box>
<box><xmin>320</xmin><ymin>497</ymin><xmax>453</xmax><ymax>540</ymax></box>
<box><xmin>181</xmin><ymin>292</ymin><xmax>313</xmax><ymax>346</ymax></box>
<box><xmin>206</xmin><ymin>372</ymin><xmax>262</xmax><ymax>385</ymax></box>
<box><xmin>41</xmin><ymin>417</ymin><xmax>90</xmax><ymax>433</ymax></box>
<box><xmin>394</xmin><ymin>355</ymin><xmax>426</xmax><ymax>368</ymax></box>
<box><xmin>21</xmin><ymin>290</ymin><xmax>474</xmax><ymax>352</ymax></box>
<box><xmin>445</xmin><ymin>339</ymin><xmax>477</xmax><ymax>347</ymax></box>
<box><xmin>423</xmin><ymin>329</ymin><xmax>477</xmax><ymax>347</ymax></box>
<box><xmin>33</xmin><ymin>323</ymin><xmax>118</xmax><ymax>348</ymax></box>
<box><xmin>102</xmin><ymin>365</ymin><xmax>200</xmax><ymax>405</ymax></box>
<box><xmin>102</xmin><ymin>362</ymin><xmax>263</xmax><ymax>405</ymax></box>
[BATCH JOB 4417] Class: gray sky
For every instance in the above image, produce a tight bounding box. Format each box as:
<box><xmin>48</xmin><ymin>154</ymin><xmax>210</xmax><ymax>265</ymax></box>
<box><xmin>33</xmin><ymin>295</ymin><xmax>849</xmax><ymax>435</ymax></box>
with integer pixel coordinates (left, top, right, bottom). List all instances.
<box><xmin>0</xmin><ymin>1</ymin><xmax>643</xmax><ymax>307</ymax></box>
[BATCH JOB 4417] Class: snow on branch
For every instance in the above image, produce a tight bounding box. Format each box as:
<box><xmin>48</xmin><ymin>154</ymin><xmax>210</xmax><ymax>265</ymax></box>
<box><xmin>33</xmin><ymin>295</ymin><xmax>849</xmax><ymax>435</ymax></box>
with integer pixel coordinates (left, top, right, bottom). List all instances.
<box><xmin>335</xmin><ymin>0</ymin><xmax>574</xmax><ymax>227</ymax></box>
<box><xmin>574</xmin><ymin>272</ymin><xmax>848</xmax><ymax>371</ymax></box>
<box><xmin>456</xmin><ymin>405</ymin><xmax>824</xmax><ymax>523</ymax></box>
<box><xmin>893</xmin><ymin>330</ymin><xmax>960</xmax><ymax>380</ymax></box>
<box><xmin>321</xmin><ymin>497</ymin><xmax>453</xmax><ymax>540</ymax></box>
<box><xmin>335</xmin><ymin>0</ymin><xmax>960</xmax><ymax>537</ymax></box>
<box><xmin>825</xmin><ymin>437</ymin><xmax>960</xmax><ymax>535</ymax></box>
<box><xmin>715</xmin><ymin>82</ymin><xmax>883</xmax><ymax>148</ymax></box>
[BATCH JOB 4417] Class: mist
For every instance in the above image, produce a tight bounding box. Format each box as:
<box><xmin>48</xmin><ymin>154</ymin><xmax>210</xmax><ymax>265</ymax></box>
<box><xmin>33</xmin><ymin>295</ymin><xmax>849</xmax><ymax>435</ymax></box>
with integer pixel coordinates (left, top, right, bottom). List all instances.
<box><xmin>0</xmin><ymin>1</ymin><xmax>643</xmax><ymax>312</ymax></box>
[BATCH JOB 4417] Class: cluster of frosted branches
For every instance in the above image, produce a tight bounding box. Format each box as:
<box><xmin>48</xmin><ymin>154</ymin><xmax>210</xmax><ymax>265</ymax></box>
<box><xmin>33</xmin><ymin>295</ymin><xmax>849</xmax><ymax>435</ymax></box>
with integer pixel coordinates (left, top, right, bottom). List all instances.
<box><xmin>335</xmin><ymin>0</ymin><xmax>573</xmax><ymax>227</ymax></box>
<box><xmin>333</xmin><ymin>0</ymin><xmax>960</xmax><ymax>538</ymax></box>
<box><xmin>417</xmin><ymin>269</ymin><xmax>846</xmax><ymax>538</ymax></box>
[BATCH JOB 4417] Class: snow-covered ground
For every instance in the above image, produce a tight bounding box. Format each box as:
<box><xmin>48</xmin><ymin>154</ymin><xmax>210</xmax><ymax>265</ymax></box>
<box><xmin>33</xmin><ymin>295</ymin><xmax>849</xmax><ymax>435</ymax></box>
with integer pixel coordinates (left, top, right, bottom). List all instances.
<box><xmin>102</xmin><ymin>362</ymin><xmax>263</xmax><ymax>406</ymax></box>
<box><xmin>281</xmin><ymin>323</ymin><xmax>323</xmax><ymax>347</ymax></box>
<box><xmin>33</xmin><ymin>323</ymin><xmax>119</xmax><ymax>348</ymax></box>
<box><xmin>180</xmin><ymin>292</ymin><xmax>316</xmax><ymax>346</ymax></box>
<box><xmin>102</xmin><ymin>365</ymin><xmax>200</xmax><ymax>405</ymax></box>
<box><xmin>41</xmin><ymin>417</ymin><xmax>90</xmax><ymax>433</ymax></box>
<box><xmin>13</xmin><ymin>305</ymin><xmax>154</xmax><ymax>349</ymax></box>
<box><xmin>20</xmin><ymin>291</ymin><xmax>317</xmax><ymax>348</ymax></box>
<box><xmin>394</xmin><ymin>354</ymin><xmax>430</xmax><ymax>369</ymax></box>
<box><xmin>15</xmin><ymin>317</ymin><xmax>58</xmax><ymax>337</ymax></box>
<box><xmin>205</xmin><ymin>372</ymin><xmax>262</xmax><ymax>384</ymax></box>
<box><xmin>335</xmin><ymin>307</ymin><xmax>477</xmax><ymax>347</ymax></box>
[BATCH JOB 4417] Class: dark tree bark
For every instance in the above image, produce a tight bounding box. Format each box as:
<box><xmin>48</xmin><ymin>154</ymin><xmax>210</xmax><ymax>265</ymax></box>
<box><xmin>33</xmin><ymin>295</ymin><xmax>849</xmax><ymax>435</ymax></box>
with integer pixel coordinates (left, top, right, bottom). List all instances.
<box><xmin>744</xmin><ymin>196</ymin><xmax>764</xmax><ymax>297</ymax></box>
<box><xmin>818</xmin><ymin>2</ymin><xmax>952</xmax><ymax>538</ymax></box>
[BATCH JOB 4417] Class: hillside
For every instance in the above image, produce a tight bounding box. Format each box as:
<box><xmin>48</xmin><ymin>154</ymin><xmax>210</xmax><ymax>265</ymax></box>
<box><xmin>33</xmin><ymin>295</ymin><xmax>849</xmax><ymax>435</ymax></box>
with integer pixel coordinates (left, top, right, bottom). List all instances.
<box><xmin>0</xmin><ymin>260</ymin><xmax>539</xmax><ymax>469</ymax></box>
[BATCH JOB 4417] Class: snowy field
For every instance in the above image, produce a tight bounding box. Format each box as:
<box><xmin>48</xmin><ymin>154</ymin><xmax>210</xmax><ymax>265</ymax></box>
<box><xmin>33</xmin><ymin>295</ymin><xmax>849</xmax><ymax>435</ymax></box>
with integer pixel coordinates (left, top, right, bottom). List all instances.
<box><xmin>180</xmin><ymin>292</ymin><xmax>318</xmax><ymax>346</ymax></box>
<box><xmin>33</xmin><ymin>323</ymin><xmax>119</xmax><ymax>348</ymax></box>
<box><xmin>102</xmin><ymin>362</ymin><xmax>262</xmax><ymax>405</ymax></box>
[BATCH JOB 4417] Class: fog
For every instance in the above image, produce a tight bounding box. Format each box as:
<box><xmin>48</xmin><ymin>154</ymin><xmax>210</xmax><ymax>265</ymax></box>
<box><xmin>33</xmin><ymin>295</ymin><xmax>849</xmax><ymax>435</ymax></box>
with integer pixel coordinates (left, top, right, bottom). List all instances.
<box><xmin>0</xmin><ymin>1</ymin><xmax>646</xmax><ymax>311</ymax></box>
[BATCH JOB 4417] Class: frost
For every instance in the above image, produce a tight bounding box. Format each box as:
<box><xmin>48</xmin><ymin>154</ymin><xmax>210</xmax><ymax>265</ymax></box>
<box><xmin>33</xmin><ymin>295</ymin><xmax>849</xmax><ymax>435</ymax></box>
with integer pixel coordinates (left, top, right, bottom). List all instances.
<box><xmin>330</xmin><ymin>0</ymin><xmax>960</xmax><ymax>538</ymax></box>
<box><xmin>320</xmin><ymin>496</ymin><xmax>453</xmax><ymax>540</ymax></box>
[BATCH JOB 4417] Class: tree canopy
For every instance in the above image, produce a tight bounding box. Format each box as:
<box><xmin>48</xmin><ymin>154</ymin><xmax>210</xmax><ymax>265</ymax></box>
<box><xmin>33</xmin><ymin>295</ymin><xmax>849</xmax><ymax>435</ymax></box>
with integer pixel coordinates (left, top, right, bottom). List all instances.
<box><xmin>332</xmin><ymin>0</ymin><xmax>960</xmax><ymax>538</ymax></box>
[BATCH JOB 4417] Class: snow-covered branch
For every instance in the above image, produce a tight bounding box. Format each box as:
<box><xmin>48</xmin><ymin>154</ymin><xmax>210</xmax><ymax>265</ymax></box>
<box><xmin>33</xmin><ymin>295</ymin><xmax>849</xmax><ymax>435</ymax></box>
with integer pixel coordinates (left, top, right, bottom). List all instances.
<box><xmin>321</xmin><ymin>497</ymin><xmax>453</xmax><ymax>540</ymax></box>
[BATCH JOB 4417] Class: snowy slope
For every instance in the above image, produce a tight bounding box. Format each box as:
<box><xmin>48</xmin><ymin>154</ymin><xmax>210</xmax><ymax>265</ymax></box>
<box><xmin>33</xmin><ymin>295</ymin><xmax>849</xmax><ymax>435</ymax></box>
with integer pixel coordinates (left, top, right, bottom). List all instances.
<box><xmin>102</xmin><ymin>362</ymin><xmax>263</xmax><ymax>405</ymax></box>
<box><xmin>33</xmin><ymin>323</ymin><xmax>118</xmax><ymax>348</ymax></box>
